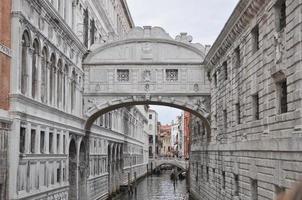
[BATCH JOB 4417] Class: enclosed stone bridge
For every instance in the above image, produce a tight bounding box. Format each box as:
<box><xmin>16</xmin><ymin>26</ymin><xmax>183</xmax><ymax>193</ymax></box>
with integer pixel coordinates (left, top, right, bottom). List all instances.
<box><xmin>149</xmin><ymin>158</ymin><xmax>189</xmax><ymax>171</ymax></box>
<box><xmin>83</xmin><ymin>26</ymin><xmax>211</xmax><ymax>133</ymax></box>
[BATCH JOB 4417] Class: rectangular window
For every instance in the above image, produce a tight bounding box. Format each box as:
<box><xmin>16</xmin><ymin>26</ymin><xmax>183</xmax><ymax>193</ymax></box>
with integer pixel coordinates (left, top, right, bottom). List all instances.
<box><xmin>166</xmin><ymin>69</ymin><xmax>178</xmax><ymax>81</ymax></box>
<box><xmin>117</xmin><ymin>69</ymin><xmax>130</xmax><ymax>82</ymax></box>
<box><xmin>206</xmin><ymin>166</ymin><xmax>209</xmax><ymax>181</ymax></box>
<box><xmin>212</xmin><ymin>168</ymin><xmax>216</xmax><ymax>183</ymax></box>
<box><xmin>20</xmin><ymin>127</ymin><xmax>26</xmax><ymax>153</ymax></box>
<box><xmin>234</xmin><ymin>174</ymin><xmax>239</xmax><ymax>196</ymax></box>
<box><xmin>57</xmin><ymin>134</ymin><xmax>60</xmax><ymax>154</ymax></box>
<box><xmin>235</xmin><ymin>103</ymin><xmax>241</xmax><ymax>124</ymax></box>
<box><xmin>251</xmin><ymin>25</ymin><xmax>259</xmax><ymax>53</ymax></box>
<box><xmin>30</xmin><ymin>129</ymin><xmax>36</xmax><ymax>153</ymax></box>
<box><xmin>40</xmin><ymin>131</ymin><xmax>45</xmax><ymax>153</ymax></box>
<box><xmin>222</xmin><ymin>171</ymin><xmax>226</xmax><ymax>189</ymax></box>
<box><xmin>275</xmin><ymin>0</ymin><xmax>286</xmax><ymax>31</ymax></box>
<box><xmin>223</xmin><ymin>61</ymin><xmax>228</xmax><ymax>80</ymax></box>
<box><xmin>223</xmin><ymin>109</ymin><xmax>227</xmax><ymax>130</ymax></box>
<box><xmin>253</xmin><ymin>93</ymin><xmax>260</xmax><ymax>120</ymax></box>
<box><xmin>149</xmin><ymin>114</ymin><xmax>152</xmax><ymax>119</ymax></box>
<box><xmin>49</xmin><ymin>132</ymin><xmax>53</xmax><ymax>154</ymax></box>
<box><xmin>235</xmin><ymin>46</ymin><xmax>241</xmax><ymax>68</ymax></box>
<box><xmin>63</xmin><ymin>135</ymin><xmax>66</xmax><ymax>154</ymax></box>
<box><xmin>57</xmin><ymin>163</ymin><xmax>61</xmax><ymax>183</ymax></box>
<box><xmin>278</xmin><ymin>80</ymin><xmax>288</xmax><ymax>113</ymax></box>
<box><xmin>251</xmin><ymin>179</ymin><xmax>258</xmax><ymax>200</ymax></box>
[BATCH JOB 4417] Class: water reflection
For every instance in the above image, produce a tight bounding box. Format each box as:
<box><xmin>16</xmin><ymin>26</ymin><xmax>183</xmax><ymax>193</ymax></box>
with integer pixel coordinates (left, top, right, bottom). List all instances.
<box><xmin>115</xmin><ymin>170</ymin><xmax>191</xmax><ymax>200</ymax></box>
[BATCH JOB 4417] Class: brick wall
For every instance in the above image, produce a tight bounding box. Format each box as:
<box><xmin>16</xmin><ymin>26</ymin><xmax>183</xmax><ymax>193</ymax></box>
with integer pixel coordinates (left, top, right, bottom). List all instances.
<box><xmin>0</xmin><ymin>0</ymin><xmax>11</xmax><ymax>110</ymax></box>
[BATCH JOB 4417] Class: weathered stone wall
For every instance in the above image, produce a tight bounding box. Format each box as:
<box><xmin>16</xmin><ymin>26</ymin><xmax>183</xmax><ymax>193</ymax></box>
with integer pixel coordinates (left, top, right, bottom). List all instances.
<box><xmin>190</xmin><ymin>0</ymin><xmax>302</xmax><ymax>199</ymax></box>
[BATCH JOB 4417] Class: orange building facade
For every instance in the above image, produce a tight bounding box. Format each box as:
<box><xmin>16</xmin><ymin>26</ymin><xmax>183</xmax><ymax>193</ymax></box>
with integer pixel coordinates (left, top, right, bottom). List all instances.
<box><xmin>0</xmin><ymin>0</ymin><xmax>11</xmax><ymax>110</ymax></box>
<box><xmin>183</xmin><ymin>112</ymin><xmax>191</xmax><ymax>159</ymax></box>
<box><xmin>0</xmin><ymin>0</ymin><xmax>11</xmax><ymax>199</ymax></box>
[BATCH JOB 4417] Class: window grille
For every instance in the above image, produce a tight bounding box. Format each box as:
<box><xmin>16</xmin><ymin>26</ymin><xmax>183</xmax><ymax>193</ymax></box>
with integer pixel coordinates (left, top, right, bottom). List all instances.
<box><xmin>166</xmin><ymin>69</ymin><xmax>178</xmax><ymax>81</ymax></box>
<box><xmin>117</xmin><ymin>69</ymin><xmax>130</xmax><ymax>82</ymax></box>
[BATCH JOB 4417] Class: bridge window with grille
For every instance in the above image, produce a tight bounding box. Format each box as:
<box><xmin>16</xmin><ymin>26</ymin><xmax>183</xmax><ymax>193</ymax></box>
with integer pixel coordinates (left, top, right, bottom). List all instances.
<box><xmin>275</xmin><ymin>0</ymin><xmax>286</xmax><ymax>32</ymax></box>
<box><xmin>277</xmin><ymin>79</ymin><xmax>288</xmax><ymax>114</ymax></box>
<box><xmin>251</xmin><ymin>25</ymin><xmax>260</xmax><ymax>53</ymax></box>
<box><xmin>166</xmin><ymin>69</ymin><xmax>178</xmax><ymax>81</ymax></box>
<box><xmin>117</xmin><ymin>69</ymin><xmax>130</xmax><ymax>82</ymax></box>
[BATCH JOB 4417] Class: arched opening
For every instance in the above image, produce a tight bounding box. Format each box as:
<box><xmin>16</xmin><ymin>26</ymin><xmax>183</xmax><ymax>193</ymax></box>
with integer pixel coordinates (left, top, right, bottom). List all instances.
<box><xmin>41</xmin><ymin>47</ymin><xmax>48</xmax><ymax>103</ymax></box>
<box><xmin>68</xmin><ymin>139</ymin><xmax>77</xmax><ymax>200</ymax></box>
<box><xmin>49</xmin><ymin>54</ymin><xmax>56</xmax><ymax>105</ymax></box>
<box><xmin>78</xmin><ymin>141</ymin><xmax>87</xmax><ymax>199</ymax></box>
<box><xmin>21</xmin><ymin>30</ymin><xmax>30</xmax><ymax>95</ymax></box>
<box><xmin>32</xmin><ymin>39</ymin><xmax>39</xmax><ymax>99</ymax></box>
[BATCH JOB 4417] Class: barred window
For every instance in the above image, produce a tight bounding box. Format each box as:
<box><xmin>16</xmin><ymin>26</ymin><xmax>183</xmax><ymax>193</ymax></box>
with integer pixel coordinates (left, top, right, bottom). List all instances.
<box><xmin>251</xmin><ymin>25</ymin><xmax>260</xmax><ymax>53</ymax></box>
<box><xmin>277</xmin><ymin>79</ymin><xmax>288</xmax><ymax>114</ymax></box>
<box><xmin>117</xmin><ymin>69</ymin><xmax>129</xmax><ymax>82</ymax></box>
<box><xmin>166</xmin><ymin>69</ymin><xmax>178</xmax><ymax>81</ymax></box>
<box><xmin>275</xmin><ymin>0</ymin><xmax>286</xmax><ymax>32</ymax></box>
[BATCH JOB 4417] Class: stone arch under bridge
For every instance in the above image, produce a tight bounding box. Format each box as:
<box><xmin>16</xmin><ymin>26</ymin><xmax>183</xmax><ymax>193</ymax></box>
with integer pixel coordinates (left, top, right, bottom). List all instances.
<box><xmin>83</xmin><ymin>26</ymin><xmax>211</xmax><ymax>132</ymax></box>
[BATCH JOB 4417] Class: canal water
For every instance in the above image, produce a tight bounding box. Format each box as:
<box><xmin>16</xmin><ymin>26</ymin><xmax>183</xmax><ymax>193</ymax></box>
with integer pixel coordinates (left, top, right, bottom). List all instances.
<box><xmin>114</xmin><ymin>170</ymin><xmax>192</xmax><ymax>200</ymax></box>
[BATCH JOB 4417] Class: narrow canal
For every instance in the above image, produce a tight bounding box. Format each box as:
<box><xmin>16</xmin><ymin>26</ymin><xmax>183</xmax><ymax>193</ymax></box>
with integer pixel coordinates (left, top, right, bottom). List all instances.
<box><xmin>114</xmin><ymin>170</ymin><xmax>192</xmax><ymax>200</ymax></box>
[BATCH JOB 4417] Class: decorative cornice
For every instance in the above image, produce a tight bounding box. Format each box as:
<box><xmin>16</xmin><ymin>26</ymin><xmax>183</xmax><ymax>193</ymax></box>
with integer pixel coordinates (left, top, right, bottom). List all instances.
<box><xmin>204</xmin><ymin>0</ymin><xmax>268</xmax><ymax>70</ymax></box>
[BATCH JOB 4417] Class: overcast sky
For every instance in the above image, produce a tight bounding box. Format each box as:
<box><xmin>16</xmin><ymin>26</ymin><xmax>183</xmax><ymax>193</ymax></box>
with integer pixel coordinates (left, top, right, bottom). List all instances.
<box><xmin>127</xmin><ymin>0</ymin><xmax>239</xmax><ymax>124</ymax></box>
<box><xmin>127</xmin><ymin>0</ymin><xmax>239</xmax><ymax>45</ymax></box>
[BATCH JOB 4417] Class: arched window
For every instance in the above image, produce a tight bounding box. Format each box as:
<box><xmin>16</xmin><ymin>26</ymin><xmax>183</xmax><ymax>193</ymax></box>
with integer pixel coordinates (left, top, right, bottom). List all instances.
<box><xmin>49</xmin><ymin>54</ymin><xmax>56</xmax><ymax>105</ymax></box>
<box><xmin>70</xmin><ymin>69</ymin><xmax>76</xmax><ymax>112</ymax></box>
<box><xmin>41</xmin><ymin>47</ymin><xmax>48</xmax><ymax>103</ymax></box>
<box><xmin>21</xmin><ymin>31</ymin><xmax>30</xmax><ymax>95</ymax></box>
<box><xmin>63</xmin><ymin>64</ymin><xmax>68</xmax><ymax>110</ymax></box>
<box><xmin>32</xmin><ymin>39</ymin><xmax>39</xmax><ymax>99</ymax></box>
<box><xmin>57</xmin><ymin>59</ymin><xmax>63</xmax><ymax>107</ymax></box>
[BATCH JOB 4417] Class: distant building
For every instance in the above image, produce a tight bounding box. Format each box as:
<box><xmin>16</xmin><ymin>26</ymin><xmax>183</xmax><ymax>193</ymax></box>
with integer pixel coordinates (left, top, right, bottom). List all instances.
<box><xmin>148</xmin><ymin>109</ymin><xmax>158</xmax><ymax>158</ymax></box>
<box><xmin>183</xmin><ymin>112</ymin><xmax>191</xmax><ymax>159</ymax></box>
<box><xmin>159</xmin><ymin>124</ymin><xmax>172</xmax><ymax>156</ymax></box>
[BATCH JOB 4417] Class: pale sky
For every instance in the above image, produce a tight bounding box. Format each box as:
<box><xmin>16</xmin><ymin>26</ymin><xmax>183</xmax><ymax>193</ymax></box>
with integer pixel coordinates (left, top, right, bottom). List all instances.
<box><xmin>127</xmin><ymin>0</ymin><xmax>239</xmax><ymax>45</ymax></box>
<box><xmin>127</xmin><ymin>0</ymin><xmax>239</xmax><ymax>124</ymax></box>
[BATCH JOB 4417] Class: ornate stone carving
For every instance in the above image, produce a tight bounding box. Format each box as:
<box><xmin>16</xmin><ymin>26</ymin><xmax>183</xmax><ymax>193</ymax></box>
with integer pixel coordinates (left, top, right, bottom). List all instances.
<box><xmin>274</xmin><ymin>32</ymin><xmax>285</xmax><ymax>64</ymax></box>
<box><xmin>141</xmin><ymin>43</ymin><xmax>153</xmax><ymax>60</ymax></box>
<box><xmin>142</xmin><ymin>70</ymin><xmax>151</xmax><ymax>82</ymax></box>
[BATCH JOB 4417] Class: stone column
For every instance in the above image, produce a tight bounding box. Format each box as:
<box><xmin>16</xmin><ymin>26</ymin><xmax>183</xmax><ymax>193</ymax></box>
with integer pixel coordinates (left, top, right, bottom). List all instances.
<box><xmin>36</xmin><ymin>125</ymin><xmax>41</xmax><ymax>154</ymax></box>
<box><xmin>25</xmin><ymin>123</ymin><xmax>31</xmax><ymax>154</ymax></box>
<box><xmin>27</xmin><ymin>48</ymin><xmax>33</xmax><ymax>98</ymax></box>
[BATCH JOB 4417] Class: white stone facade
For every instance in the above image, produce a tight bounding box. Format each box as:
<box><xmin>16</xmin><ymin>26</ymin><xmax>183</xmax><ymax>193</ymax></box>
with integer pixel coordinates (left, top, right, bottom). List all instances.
<box><xmin>190</xmin><ymin>0</ymin><xmax>302</xmax><ymax>199</ymax></box>
<box><xmin>7</xmin><ymin>0</ymin><xmax>149</xmax><ymax>200</ymax></box>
